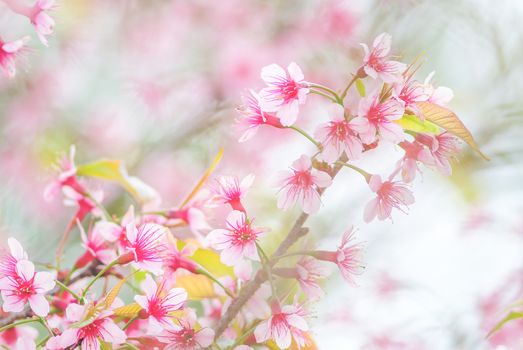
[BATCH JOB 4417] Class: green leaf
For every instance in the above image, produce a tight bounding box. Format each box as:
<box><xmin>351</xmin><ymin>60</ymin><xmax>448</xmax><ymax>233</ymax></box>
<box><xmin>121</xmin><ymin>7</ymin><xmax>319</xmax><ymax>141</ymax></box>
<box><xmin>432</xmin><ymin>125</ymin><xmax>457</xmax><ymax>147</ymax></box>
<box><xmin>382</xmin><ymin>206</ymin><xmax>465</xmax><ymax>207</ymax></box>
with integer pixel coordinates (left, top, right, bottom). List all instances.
<box><xmin>396</xmin><ymin>114</ymin><xmax>440</xmax><ymax>134</ymax></box>
<box><xmin>487</xmin><ymin>311</ymin><xmax>523</xmax><ymax>338</ymax></box>
<box><xmin>114</xmin><ymin>303</ymin><xmax>142</xmax><ymax>317</ymax></box>
<box><xmin>190</xmin><ymin>247</ymin><xmax>233</xmax><ymax>277</ymax></box>
<box><xmin>355</xmin><ymin>78</ymin><xmax>366</xmax><ymax>97</ymax></box>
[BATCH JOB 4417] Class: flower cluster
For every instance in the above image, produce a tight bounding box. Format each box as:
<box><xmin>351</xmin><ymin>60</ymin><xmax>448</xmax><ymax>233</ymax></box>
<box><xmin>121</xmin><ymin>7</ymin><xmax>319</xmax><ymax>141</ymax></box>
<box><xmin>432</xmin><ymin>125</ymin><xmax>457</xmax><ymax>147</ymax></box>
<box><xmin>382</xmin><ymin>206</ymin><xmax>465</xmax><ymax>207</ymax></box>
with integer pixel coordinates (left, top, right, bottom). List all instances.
<box><xmin>0</xmin><ymin>32</ymin><xmax>476</xmax><ymax>350</ymax></box>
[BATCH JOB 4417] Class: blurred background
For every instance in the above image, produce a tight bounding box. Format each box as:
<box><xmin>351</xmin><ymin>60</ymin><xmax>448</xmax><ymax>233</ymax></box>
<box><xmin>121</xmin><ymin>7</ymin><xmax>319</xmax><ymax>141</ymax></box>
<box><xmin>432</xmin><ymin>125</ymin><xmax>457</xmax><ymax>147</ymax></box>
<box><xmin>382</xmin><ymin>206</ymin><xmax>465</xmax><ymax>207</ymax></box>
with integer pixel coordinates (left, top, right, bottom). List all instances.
<box><xmin>0</xmin><ymin>0</ymin><xmax>522</xmax><ymax>348</ymax></box>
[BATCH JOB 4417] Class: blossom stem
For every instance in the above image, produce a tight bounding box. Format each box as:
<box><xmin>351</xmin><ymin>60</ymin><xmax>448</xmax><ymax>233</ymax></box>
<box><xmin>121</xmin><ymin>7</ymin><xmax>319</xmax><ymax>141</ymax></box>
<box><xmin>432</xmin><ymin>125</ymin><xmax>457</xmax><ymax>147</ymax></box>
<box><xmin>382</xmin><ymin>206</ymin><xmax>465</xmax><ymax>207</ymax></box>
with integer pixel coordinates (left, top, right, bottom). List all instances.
<box><xmin>309</xmin><ymin>83</ymin><xmax>343</xmax><ymax>103</ymax></box>
<box><xmin>273</xmin><ymin>250</ymin><xmax>317</xmax><ymax>262</ymax></box>
<box><xmin>122</xmin><ymin>316</ymin><xmax>138</xmax><ymax>331</ymax></box>
<box><xmin>335</xmin><ymin>161</ymin><xmax>371</xmax><ymax>181</ymax></box>
<box><xmin>0</xmin><ymin>317</ymin><xmax>39</xmax><ymax>333</ymax></box>
<box><xmin>55</xmin><ymin>280</ymin><xmax>82</xmax><ymax>302</ymax></box>
<box><xmin>256</xmin><ymin>242</ymin><xmax>277</xmax><ymax>299</ymax></box>
<box><xmin>55</xmin><ymin>217</ymin><xmax>76</xmax><ymax>269</ymax></box>
<box><xmin>82</xmin><ymin>258</ymin><xmax>119</xmax><ymax>298</ymax></box>
<box><xmin>309</xmin><ymin>89</ymin><xmax>339</xmax><ymax>103</ymax></box>
<box><xmin>287</xmin><ymin>125</ymin><xmax>321</xmax><ymax>149</ymax></box>
<box><xmin>85</xmin><ymin>192</ymin><xmax>112</xmax><ymax>221</ymax></box>
<box><xmin>196</xmin><ymin>268</ymin><xmax>235</xmax><ymax>298</ymax></box>
<box><xmin>36</xmin><ymin>335</ymin><xmax>51</xmax><ymax>348</ymax></box>
<box><xmin>230</xmin><ymin>320</ymin><xmax>261</xmax><ymax>348</ymax></box>
<box><xmin>340</xmin><ymin>75</ymin><xmax>358</xmax><ymax>101</ymax></box>
<box><xmin>39</xmin><ymin>317</ymin><xmax>56</xmax><ymax>336</ymax></box>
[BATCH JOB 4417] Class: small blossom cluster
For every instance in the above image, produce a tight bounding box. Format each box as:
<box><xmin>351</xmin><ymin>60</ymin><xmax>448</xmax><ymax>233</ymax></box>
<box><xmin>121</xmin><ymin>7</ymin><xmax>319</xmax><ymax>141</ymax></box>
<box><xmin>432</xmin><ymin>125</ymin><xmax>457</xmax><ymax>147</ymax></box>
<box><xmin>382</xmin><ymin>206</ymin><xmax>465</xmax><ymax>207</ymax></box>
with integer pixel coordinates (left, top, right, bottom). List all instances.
<box><xmin>0</xmin><ymin>32</ymin><xmax>472</xmax><ymax>350</ymax></box>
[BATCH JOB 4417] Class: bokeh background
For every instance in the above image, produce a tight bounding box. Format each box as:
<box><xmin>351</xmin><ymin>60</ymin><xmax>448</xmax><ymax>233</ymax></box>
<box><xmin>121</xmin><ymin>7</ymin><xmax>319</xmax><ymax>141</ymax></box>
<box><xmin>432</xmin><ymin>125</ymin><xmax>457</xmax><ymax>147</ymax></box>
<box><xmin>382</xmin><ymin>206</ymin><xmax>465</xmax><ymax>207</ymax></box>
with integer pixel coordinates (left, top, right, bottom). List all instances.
<box><xmin>1</xmin><ymin>0</ymin><xmax>522</xmax><ymax>348</ymax></box>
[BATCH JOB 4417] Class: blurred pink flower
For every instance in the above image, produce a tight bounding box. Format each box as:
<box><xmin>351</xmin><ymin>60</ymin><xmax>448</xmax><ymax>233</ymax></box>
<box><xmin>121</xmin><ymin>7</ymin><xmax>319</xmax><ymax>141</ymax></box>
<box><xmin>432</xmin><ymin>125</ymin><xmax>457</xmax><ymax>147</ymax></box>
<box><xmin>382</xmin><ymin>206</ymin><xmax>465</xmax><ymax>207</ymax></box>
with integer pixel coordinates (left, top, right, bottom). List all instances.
<box><xmin>352</xmin><ymin>92</ymin><xmax>405</xmax><ymax>144</ymax></box>
<box><xmin>0</xmin><ymin>259</ymin><xmax>55</xmax><ymax>316</ymax></box>
<box><xmin>207</xmin><ymin>210</ymin><xmax>265</xmax><ymax>265</ymax></box>
<box><xmin>29</xmin><ymin>0</ymin><xmax>55</xmax><ymax>46</ymax></box>
<box><xmin>295</xmin><ymin>257</ymin><xmax>330</xmax><ymax>300</ymax></box>
<box><xmin>393</xmin><ymin>78</ymin><xmax>429</xmax><ymax>116</ymax></box>
<box><xmin>259</xmin><ymin>62</ymin><xmax>309</xmax><ymax>126</ymax></box>
<box><xmin>424</xmin><ymin>72</ymin><xmax>454</xmax><ymax>106</ymax></box>
<box><xmin>416</xmin><ymin>132</ymin><xmax>459</xmax><ymax>176</ymax></box>
<box><xmin>0</xmin><ymin>36</ymin><xmax>29</xmax><ymax>78</ymax></box>
<box><xmin>157</xmin><ymin>310</ymin><xmax>214</xmax><ymax>350</ymax></box>
<box><xmin>364</xmin><ymin>175</ymin><xmax>415</xmax><ymax>222</ymax></box>
<box><xmin>314</xmin><ymin>104</ymin><xmax>363</xmax><ymax>163</ymax></box>
<box><xmin>0</xmin><ymin>325</ymin><xmax>37</xmax><ymax>350</ymax></box>
<box><xmin>393</xmin><ymin>140</ymin><xmax>434</xmax><ymax>183</ymax></box>
<box><xmin>276</xmin><ymin>155</ymin><xmax>332</xmax><ymax>214</ymax></box>
<box><xmin>360</xmin><ymin>32</ymin><xmax>406</xmax><ymax>83</ymax></box>
<box><xmin>134</xmin><ymin>274</ymin><xmax>187</xmax><ymax>334</ymax></box>
<box><xmin>62</xmin><ymin>187</ymin><xmax>102</xmax><ymax>222</ymax></box>
<box><xmin>164</xmin><ymin>241</ymin><xmax>199</xmax><ymax>274</ymax></box>
<box><xmin>74</xmin><ymin>220</ymin><xmax>117</xmax><ymax>269</ymax></box>
<box><xmin>211</xmin><ymin>174</ymin><xmax>254</xmax><ymax>212</ymax></box>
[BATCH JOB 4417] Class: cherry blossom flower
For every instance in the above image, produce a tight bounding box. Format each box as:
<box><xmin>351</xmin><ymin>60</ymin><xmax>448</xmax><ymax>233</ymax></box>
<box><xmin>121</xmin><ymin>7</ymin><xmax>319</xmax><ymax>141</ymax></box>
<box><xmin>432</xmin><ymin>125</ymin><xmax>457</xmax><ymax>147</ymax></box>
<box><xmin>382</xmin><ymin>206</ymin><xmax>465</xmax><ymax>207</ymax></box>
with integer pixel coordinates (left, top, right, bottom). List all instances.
<box><xmin>0</xmin><ymin>324</ymin><xmax>38</xmax><ymax>350</ymax></box>
<box><xmin>44</xmin><ymin>146</ymin><xmax>86</xmax><ymax>202</ymax></box>
<box><xmin>276</xmin><ymin>155</ymin><xmax>332</xmax><ymax>214</ymax></box>
<box><xmin>393</xmin><ymin>140</ymin><xmax>435</xmax><ymax>183</ymax></box>
<box><xmin>0</xmin><ymin>259</ymin><xmax>55</xmax><ymax>316</ymax></box>
<box><xmin>364</xmin><ymin>175</ymin><xmax>415</xmax><ymax>222</ymax></box>
<box><xmin>393</xmin><ymin>78</ymin><xmax>429</xmax><ymax>116</ymax></box>
<box><xmin>0</xmin><ymin>238</ymin><xmax>28</xmax><ymax>277</ymax></box>
<box><xmin>118</xmin><ymin>223</ymin><xmax>167</xmax><ymax>275</ymax></box>
<box><xmin>167</xmin><ymin>204</ymin><xmax>211</xmax><ymax>242</ymax></box>
<box><xmin>207</xmin><ymin>210</ymin><xmax>265</xmax><ymax>265</ymax></box>
<box><xmin>47</xmin><ymin>303</ymin><xmax>126</xmax><ymax>350</ymax></box>
<box><xmin>28</xmin><ymin>0</ymin><xmax>55</xmax><ymax>46</ymax></box>
<box><xmin>360</xmin><ymin>32</ymin><xmax>406</xmax><ymax>83</ymax></box>
<box><xmin>164</xmin><ymin>241</ymin><xmax>199</xmax><ymax>274</ymax></box>
<box><xmin>351</xmin><ymin>92</ymin><xmax>405</xmax><ymax>144</ymax></box>
<box><xmin>295</xmin><ymin>257</ymin><xmax>330</xmax><ymax>300</ymax></box>
<box><xmin>254</xmin><ymin>301</ymin><xmax>309</xmax><ymax>349</ymax></box>
<box><xmin>0</xmin><ymin>36</ymin><xmax>29</xmax><ymax>78</ymax></box>
<box><xmin>236</xmin><ymin>89</ymin><xmax>284</xmax><ymax>142</ymax></box>
<box><xmin>74</xmin><ymin>221</ymin><xmax>117</xmax><ymax>269</ymax></box>
<box><xmin>416</xmin><ymin>132</ymin><xmax>460</xmax><ymax>176</ymax></box>
<box><xmin>134</xmin><ymin>274</ymin><xmax>187</xmax><ymax>334</ymax></box>
<box><xmin>314</xmin><ymin>104</ymin><xmax>363</xmax><ymax>162</ymax></box>
<box><xmin>157</xmin><ymin>310</ymin><xmax>214</xmax><ymax>350</ymax></box>
<box><xmin>259</xmin><ymin>62</ymin><xmax>309</xmax><ymax>126</ymax></box>
<box><xmin>424</xmin><ymin>71</ymin><xmax>454</xmax><ymax>106</ymax></box>
<box><xmin>211</xmin><ymin>174</ymin><xmax>254</xmax><ymax>212</ymax></box>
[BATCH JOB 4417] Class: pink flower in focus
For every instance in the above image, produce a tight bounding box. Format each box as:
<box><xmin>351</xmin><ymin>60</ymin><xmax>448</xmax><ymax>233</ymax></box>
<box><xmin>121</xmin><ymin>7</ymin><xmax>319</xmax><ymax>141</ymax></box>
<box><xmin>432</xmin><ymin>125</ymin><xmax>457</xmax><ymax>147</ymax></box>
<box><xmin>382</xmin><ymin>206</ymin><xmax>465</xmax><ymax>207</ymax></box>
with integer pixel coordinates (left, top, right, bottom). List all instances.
<box><xmin>207</xmin><ymin>210</ymin><xmax>265</xmax><ymax>265</ymax></box>
<box><xmin>134</xmin><ymin>274</ymin><xmax>187</xmax><ymax>334</ymax></box>
<box><xmin>314</xmin><ymin>104</ymin><xmax>363</xmax><ymax>162</ymax></box>
<box><xmin>416</xmin><ymin>132</ymin><xmax>459</xmax><ymax>176</ymax></box>
<box><xmin>254</xmin><ymin>302</ymin><xmax>309</xmax><ymax>349</ymax></box>
<box><xmin>0</xmin><ymin>259</ymin><xmax>55</xmax><ymax>316</ymax></box>
<box><xmin>259</xmin><ymin>62</ymin><xmax>309</xmax><ymax>126</ymax></box>
<box><xmin>393</xmin><ymin>78</ymin><xmax>429</xmax><ymax>116</ymax></box>
<box><xmin>118</xmin><ymin>223</ymin><xmax>167</xmax><ymax>275</ymax></box>
<box><xmin>295</xmin><ymin>257</ymin><xmax>330</xmax><ymax>300</ymax></box>
<box><xmin>364</xmin><ymin>175</ymin><xmax>415</xmax><ymax>222</ymax></box>
<box><xmin>157</xmin><ymin>310</ymin><xmax>214</xmax><ymax>350</ymax></box>
<box><xmin>393</xmin><ymin>140</ymin><xmax>434</xmax><ymax>183</ymax></box>
<box><xmin>164</xmin><ymin>241</ymin><xmax>199</xmax><ymax>275</ymax></box>
<box><xmin>360</xmin><ymin>32</ymin><xmax>406</xmax><ymax>83</ymax></box>
<box><xmin>47</xmin><ymin>303</ymin><xmax>126</xmax><ymax>350</ymax></box>
<box><xmin>276</xmin><ymin>155</ymin><xmax>332</xmax><ymax>214</ymax></box>
<box><xmin>211</xmin><ymin>174</ymin><xmax>254</xmax><ymax>212</ymax></box>
<box><xmin>0</xmin><ymin>36</ymin><xmax>29</xmax><ymax>78</ymax></box>
<box><xmin>236</xmin><ymin>89</ymin><xmax>284</xmax><ymax>142</ymax></box>
<box><xmin>28</xmin><ymin>0</ymin><xmax>55</xmax><ymax>46</ymax></box>
<box><xmin>351</xmin><ymin>93</ymin><xmax>405</xmax><ymax>144</ymax></box>
<box><xmin>74</xmin><ymin>221</ymin><xmax>117</xmax><ymax>269</ymax></box>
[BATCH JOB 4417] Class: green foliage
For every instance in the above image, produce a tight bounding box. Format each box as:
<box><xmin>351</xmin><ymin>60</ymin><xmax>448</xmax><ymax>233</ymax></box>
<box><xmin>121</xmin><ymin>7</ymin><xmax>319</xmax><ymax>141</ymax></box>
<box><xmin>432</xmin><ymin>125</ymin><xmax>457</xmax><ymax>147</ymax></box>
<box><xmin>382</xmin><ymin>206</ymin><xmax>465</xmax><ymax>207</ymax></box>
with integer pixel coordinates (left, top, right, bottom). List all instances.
<box><xmin>396</xmin><ymin>113</ymin><xmax>440</xmax><ymax>134</ymax></box>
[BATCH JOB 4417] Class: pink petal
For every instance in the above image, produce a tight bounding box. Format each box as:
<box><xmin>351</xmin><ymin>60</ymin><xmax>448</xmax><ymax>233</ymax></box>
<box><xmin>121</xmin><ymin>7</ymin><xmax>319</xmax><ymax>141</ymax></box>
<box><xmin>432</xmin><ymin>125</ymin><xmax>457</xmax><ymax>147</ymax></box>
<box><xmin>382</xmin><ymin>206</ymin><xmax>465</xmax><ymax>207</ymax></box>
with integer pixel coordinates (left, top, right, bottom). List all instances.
<box><xmin>363</xmin><ymin>197</ymin><xmax>379</xmax><ymax>223</ymax></box>
<box><xmin>260</xmin><ymin>64</ymin><xmax>286</xmax><ymax>84</ymax></box>
<box><xmin>8</xmin><ymin>237</ymin><xmax>26</xmax><ymax>261</ymax></box>
<box><xmin>16</xmin><ymin>260</ymin><xmax>35</xmax><ymax>281</ymax></box>
<box><xmin>254</xmin><ymin>320</ymin><xmax>271</xmax><ymax>343</ymax></box>
<box><xmin>195</xmin><ymin>328</ymin><xmax>215</xmax><ymax>347</ymax></box>
<box><xmin>287</xmin><ymin>62</ymin><xmax>304</xmax><ymax>82</ymax></box>
<box><xmin>28</xmin><ymin>294</ymin><xmax>50</xmax><ymax>316</ymax></box>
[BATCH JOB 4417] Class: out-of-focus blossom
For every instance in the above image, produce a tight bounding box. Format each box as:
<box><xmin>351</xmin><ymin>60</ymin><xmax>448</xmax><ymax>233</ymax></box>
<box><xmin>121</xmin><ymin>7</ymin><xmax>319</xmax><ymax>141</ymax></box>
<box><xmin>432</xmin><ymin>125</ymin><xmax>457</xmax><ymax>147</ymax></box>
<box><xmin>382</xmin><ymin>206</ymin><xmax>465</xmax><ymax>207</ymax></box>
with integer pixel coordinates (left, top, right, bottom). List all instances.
<box><xmin>0</xmin><ymin>259</ymin><xmax>55</xmax><ymax>316</ymax></box>
<box><xmin>167</xmin><ymin>204</ymin><xmax>211</xmax><ymax>242</ymax></box>
<box><xmin>424</xmin><ymin>72</ymin><xmax>454</xmax><ymax>106</ymax></box>
<box><xmin>352</xmin><ymin>92</ymin><xmax>405</xmax><ymax>144</ymax></box>
<box><xmin>360</xmin><ymin>32</ymin><xmax>406</xmax><ymax>83</ymax></box>
<box><xmin>29</xmin><ymin>0</ymin><xmax>55</xmax><ymax>46</ymax></box>
<box><xmin>207</xmin><ymin>210</ymin><xmax>265</xmax><ymax>265</ymax></box>
<box><xmin>416</xmin><ymin>132</ymin><xmax>460</xmax><ymax>176</ymax></box>
<box><xmin>364</xmin><ymin>175</ymin><xmax>415</xmax><ymax>222</ymax></box>
<box><xmin>259</xmin><ymin>62</ymin><xmax>309</xmax><ymax>126</ymax></box>
<box><xmin>118</xmin><ymin>223</ymin><xmax>167</xmax><ymax>275</ymax></box>
<box><xmin>394</xmin><ymin>139</ymin><xmax>434</xmax><ymax>183</ymax></box>
<box><xmin>393</xmin><ymin>78</ymin><xmax>429</xmax><ymax>116</ymax></box>
<box><xmin>44</xmin><ymin>146</ymin><xmax>83</xmax><ymax>202</ymax></box>
<box><xmin>296</xmin><ymin>257</ymin><xmax>330</xmax><ymax>300</ymax></box>
<box><xmin>276</xmin><ymin>155</ymin><xmax>332</xmax><ymax>214</ymax></box>
<box><xmin>164</xmin><ymin>241</ymin><xmax>199</xmax><ymax>274</ymax></box>
<box><xmin>0</xmin><ymin>36</ymin><xmax>29</xmax><ymax>78</ymax></box>
<box><xmin>314</xmin><ymin>104</ymin><xmax>363</xmax><ymax>162</ymax></box>
<box><xmin>254</xmin><ymin>301</ymin><xmax>309</xmax><ymax>349</ymax></box>
<box><xmin>62</xmin><ymin>187</ymin><xmax>102</xmax><ymax>222</ymax></box>
<box><xmin>74</xmin><ymin>221</ymin><xmax>117</xmax><ymax>269</ymax></box>
<box><xmin>47</xmin><ymin>303</ymin><xmax>126</xmax><ymax>350</ymax></box>
<box><xmin>211</xmin><ymin>174</ymin><xmax>254</xmax><ymax>212</ymax></box>
<box><xmin>236</xmin><ymin>89</ymin><xmax>284</xmax><ymax>142</ymax></box>
<box><xmin>157</xmin><ymin>310</ymin><xmax>214</xmax><ymax>350</ymax></box>
<box><xmin>134</xmin><ymin>274</ymin><xmax>187</xmax><ymax>334</ymax></box>
<box><xmin>0</xmin><ymin>324</ymin><xmax>38</xmax><ymax>350</ymax></box>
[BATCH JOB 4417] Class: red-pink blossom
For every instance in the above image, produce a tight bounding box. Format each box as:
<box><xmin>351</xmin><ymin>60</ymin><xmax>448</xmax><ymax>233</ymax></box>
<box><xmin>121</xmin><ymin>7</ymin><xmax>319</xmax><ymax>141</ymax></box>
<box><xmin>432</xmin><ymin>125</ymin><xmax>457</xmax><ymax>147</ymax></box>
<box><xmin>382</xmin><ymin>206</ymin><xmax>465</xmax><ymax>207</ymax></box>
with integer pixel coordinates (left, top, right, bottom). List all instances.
<box><xmin>364</xmin><ymin>175</ymin><xmax>415</xmax><ymax>222</ymax></box>
<box><xmin>352</xmin><ymin>93</ymin><xmax>405</xmax><ymax>144</ymax></box>
<box><xmin>259</xmin><ymin>62</ymin><xmax>309</xmax><ymax>126</ymax></box>
<box><xmin>360</xmin><ymin>32</ymin><xmax>406</xmax><ymax>83</ymax></box>
<box><xmin>416</xmin><ymin>132</ymin><xmax>460</xmax><ymax>176</ymax></box>
<box><xmin>295</xmin><ymin>257</ymin><xmax>330</xmax><ymax>300</ymax></box>
<box><xmin>0</xmin><ymin>36</ymin><xmax>29</xmax><ymax>78</ymax></box>
<box><xmin>211</xmin><ymin>174</ymin><xmax>254</xmax><ymax>212</ymax></box>
<box><xmin>74</xmin><ymin>221</ymin><xmax>117</xmax><ymax>269</ymax></box>
<box><xmin>314</xmin><ymin>104</ymin><xmax>363</xmax><ymax>163</ymax></box>
<box><xmin>393</xmin><ymin>78</ymin><xmax>430</xmax><ymax>116</ymax></box>
<box><xmin>119</xmin><ymin>223</ymin><xmax>167</xmax><ymax>275</ymax></box>
<box><xmin>393</xmin><ymin>140</ymin><xmax>435</xmax><ymax>183</ymax></box>
<box><xmin>29</xmin><ymin>0</ymin><xmax>55</xmax><ymax>46</ymax></box>
<box><xmin>157</xmin><ymin>310</ymin><xmax>214</xmax><ymax>350</ymax></box>
<box><xmin>134</xmin><ymin>274</ymin><xmax>187</xmax><ymax>334</ymax></box>
<box><xmin>0</xmin><ymin>238</ymin><xmax>28</xmax><ymax>278</ymax></box>
<box><xmin>164</xmin><ymin>241</ymin><xmax>199</xmax><ymax>275</ymax></box>
<box><xmin>62</xmin><ymin>187</ymin><xmax>102</xmax><ymax>222</ymax></box>
<box><xmin>276</xmin><ymin>155</ymin><xmax>332</xmax><ymax>214</ymax></box>
<box><xmin>424</xmin><ymin>72</ymin><xmax>454</xmax><ymax>106</ymax></box>
<box><xmin>0</xmin><ymin>324</ymin><xmax>37</xmax><ymax>350</ymax></box>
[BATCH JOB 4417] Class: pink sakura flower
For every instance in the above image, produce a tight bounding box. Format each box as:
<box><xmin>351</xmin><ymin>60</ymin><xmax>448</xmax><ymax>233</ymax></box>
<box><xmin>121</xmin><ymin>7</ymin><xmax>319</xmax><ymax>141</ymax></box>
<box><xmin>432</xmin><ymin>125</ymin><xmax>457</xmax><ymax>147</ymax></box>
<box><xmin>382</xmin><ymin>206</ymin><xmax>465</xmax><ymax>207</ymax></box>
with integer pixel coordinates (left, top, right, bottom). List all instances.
<box><xmin>416</xmin><ymin>132</ymin><xmax>459</xmax><ymax>176</ymax></box>
<box><xmin>0</xmin><ymin>325</ymin><xmax>37</xmax><ymax>350</ymax></box>
<box><xmin>0</xmin><ymin>238</ymin><xmax>28</xmax><ymax>277</ymax></box>
<box><xmin>314</xmin><ymin>104</ymin><xmax>363</xmax><ymax>163</ymax></box>
<box><xmin>167</xmin><ymin>205</ymin><xmax>211</xmax><ymax>242</ymax></box>
<box><xmin>157</xmin><ymin>310</ymin><xmax>215</xmax><ymax>350</ymax></box>
<box><xmin>393</xmin><ymin>140</ymin><xmax>435</xmax><ymax>183</ymax></box>
<box><xmin>211</xmin><ymin>174</ymin><xmax>254</xmax><ymax>212</ymax></box>
<box><xmin>424</xmin><ymin>72</ymin><xmax>454</xmax><ymax>106</ymax></box>
<box><xmin>295</xmin><ymin>257</ymin><xmax>330</xmax><ymax>300</ymax></box>
<box><xmin>0</xmin><ymin>36</ymin><xmax>29</xmax><ymax>78</ymax></box>
<box><xmin>47</xmin><ymin>303</ymin><xmax>126</xmax><ymax>350</ymax></box>
<box><xmin>118</xmin><ymin>223</ymin><xmax>167</xmax><ymax>275</ymax></box>
<box><xmin>62</xmin><ymin>187</ymin><xmax>102</xmax><ymax>222</ymax></box>
<box><xmin>134</xmin><ymin>274</ymin><xmax>187</xmax><ymax>334</ymax></box>
<box><xmin>352</xmin><ymin>92</ymin><xmax>405</xmax><ymax>144</ymax></box>
<box><xmin>393</xmin><ymin>78</ymin><xmax>429</xmax><ymax>116</ymax></box>
<box><xmin>74</xmin><ymin>221</ymin><xmax>117</xmax><ymax>269</ymax></box>
<box><xmin>28</xmin><ymin>0</ymin><xmax>55</xmax><ymax>46</ymax></box>
<box><xmin>364</xmin><ymin>175</ymin><xmax>415</xmax><ymax>222</ymax></box>
<box><xmin>0</xmin><ymin>259</ymin><xmax>55</xmax><ymax>316</ymax></box>
<box><xmin>360</xmin><ymin>32</ymin><xmax>406</xmax><ymax>83</ymax></box>
<box><xmin>236</xmin><ymin>89</ymin><xmax>284</xmax><ymax>142</ymax></box>
<box><xmin>276</xmin><ymin>155</ymin><xmax>332</xmax><ymax>214</ymax></box>
<box><xmin>44</xmin><ymin>146</ymin><xmax>86</xmax><ymax>202</ymax></box>
<box><xmin>164</xmin><ymin>241</ymin><xmax>199</xmax><ymax>275</ymax></box>
<box><xmin>314</xmin><ymin>228</ymin><xmax>363</xmax><ymax>284</ymax></box>
<box><xmin>207</xmin><ymin>210</ymin><xmax>265</xmax><ymax>265</ymax></box>
<box><xmin>254</xmin><ymin>301</ymin><xmax>309</xmax><ymax>349</ymax></box>
<box><xmin>259</xmin><ymin>62</ymin><xmax>309</xmax><ymax>126</ymax></box>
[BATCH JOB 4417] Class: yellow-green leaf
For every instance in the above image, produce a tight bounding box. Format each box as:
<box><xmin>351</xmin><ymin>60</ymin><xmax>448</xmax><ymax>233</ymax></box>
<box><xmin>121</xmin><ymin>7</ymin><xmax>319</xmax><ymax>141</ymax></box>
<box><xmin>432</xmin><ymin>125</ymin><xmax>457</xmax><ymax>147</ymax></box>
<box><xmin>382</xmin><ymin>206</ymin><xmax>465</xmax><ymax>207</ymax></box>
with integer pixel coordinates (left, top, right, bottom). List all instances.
<box><xmin>416</xmin><ymin>101</ymin><xmax>489</xmax><ymax>160</ymax></box>
<box><xmin>102</xmin><ymin>275</ymin><xmax>130</xmax><ymax>310</ymax></box>
<box><xmin>355</xmin><ymin>78</ymin><xmax>366</xmax><ymax>97</ymax></box>
<box><xmin>396</xmin><ymin>114</ymin><xmax>440</xmax><ymax>134</ymax></box>
<box><xmin>190</xmin><ymin>247</ymin><xmax>233</xmax><ymax>277</ymax></box>
<box><xmin>114</xmin><ymin>303</ymin><xmax>142</xmax><ymax>318</ymax></box>
<box><xmin>176</xmin><ymin>274</ymin><xmax>216</xmax><ymax>299</ymax></box>
<box><xmin>487</xmin><ymin>311</ymin><xmax>523</xmax><ymax>338</ymax></box>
